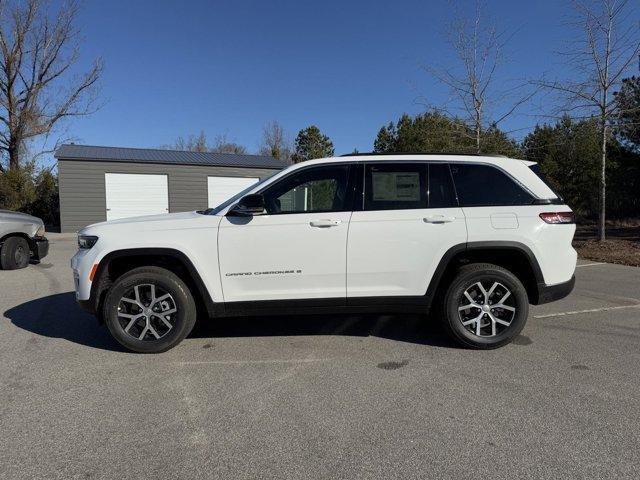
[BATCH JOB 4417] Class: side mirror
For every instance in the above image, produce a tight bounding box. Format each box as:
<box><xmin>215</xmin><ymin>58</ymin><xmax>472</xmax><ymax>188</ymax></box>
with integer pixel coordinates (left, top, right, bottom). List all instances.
<box><xmin>227</xmin><ymin>194</ymin><xmax>265</xmax><ymax>216</ymax></box>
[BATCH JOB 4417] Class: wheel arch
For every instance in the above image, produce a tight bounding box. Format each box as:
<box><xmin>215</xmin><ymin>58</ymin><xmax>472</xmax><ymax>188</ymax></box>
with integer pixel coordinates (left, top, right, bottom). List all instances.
<box><xmin>89</xmin><ymin>248</ymin><xmax>219</xmax><ymax>322</ymax></box>
<box><xmin>425</xmin><ymin>241</ymin><xmax>545</xmax><ymax>309</ymax></box>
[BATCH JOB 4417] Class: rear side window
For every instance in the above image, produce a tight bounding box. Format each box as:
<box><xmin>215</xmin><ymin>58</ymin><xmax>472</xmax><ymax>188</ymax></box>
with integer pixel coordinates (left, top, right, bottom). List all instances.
<box><xmin>365</xmin><ymin>163</ymin><xmax>427</xmax><ymax>210</ymax></box>
<box><xmin>450</xmin><ymin>164</ymin><xmax>534</xmax><ymax>207</ymax></box>
<box><xmin>428</xmin><ymin>164</ymin><xmax>457</xmax><ymax>208</ymax></box>
<box><xmin>363</xmin><ymin>163</ymin><xmax>459</xmax><ymax>210</ymax></box>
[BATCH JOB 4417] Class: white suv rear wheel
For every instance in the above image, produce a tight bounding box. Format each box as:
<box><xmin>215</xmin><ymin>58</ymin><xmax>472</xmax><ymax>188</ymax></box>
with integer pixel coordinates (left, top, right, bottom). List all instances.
<box><xmin>442</xmin><ymin>263</ymin><xmax>529</xmax><ymax>349</ymax></box>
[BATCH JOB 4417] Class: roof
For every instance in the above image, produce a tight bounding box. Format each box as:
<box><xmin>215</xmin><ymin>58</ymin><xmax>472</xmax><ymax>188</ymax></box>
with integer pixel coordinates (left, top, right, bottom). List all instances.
<box><xmin>54</xmin><ymin>144</ymin><xmax>286</xmax><ymax>169</ymax></box>
<box><xmin>341</xmin><ymin>151</ymin><xmax>508</xmax><ymax>158</ymax></box>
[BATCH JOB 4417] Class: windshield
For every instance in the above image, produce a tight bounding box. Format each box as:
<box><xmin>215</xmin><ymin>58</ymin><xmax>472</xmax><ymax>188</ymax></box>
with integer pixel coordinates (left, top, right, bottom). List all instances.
<box><xmin>198</xmin><ymin>172</ymin><xmax>278</xmax><ymax>215</ymax></box>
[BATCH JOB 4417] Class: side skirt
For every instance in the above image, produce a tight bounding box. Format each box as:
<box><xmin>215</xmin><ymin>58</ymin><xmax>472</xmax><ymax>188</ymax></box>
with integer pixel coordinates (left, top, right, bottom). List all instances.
<box><xmin>222</xmin><ymin>296</ymin><xmax>429</xmax><ymax>317</ymax></box>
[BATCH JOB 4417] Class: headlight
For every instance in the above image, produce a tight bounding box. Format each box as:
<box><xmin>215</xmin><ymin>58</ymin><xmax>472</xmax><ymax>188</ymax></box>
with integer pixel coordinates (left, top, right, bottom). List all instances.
<box><xmin>35</xmin><ymin>225</ymin><xmax>45</xmax><ymax>237</ymax></box>
<box><xmin>78</xmin><ymin>235</ymin><xmax>99</xmax><ymax>249</ymax></box>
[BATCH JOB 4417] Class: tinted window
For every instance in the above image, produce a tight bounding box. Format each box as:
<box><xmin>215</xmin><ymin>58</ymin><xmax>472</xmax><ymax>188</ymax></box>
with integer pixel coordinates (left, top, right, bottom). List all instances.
<box><xmin>450</xmin><ymin>164</ymin><xmax>534</xmax><ymax>206</ymax></box>
<box><xmin>428</xmin><ymin>163</ymin><xmax>457</xmax><ymax>208</ymax></box>
<box><xmin>261</xmin><ymin>165</ymin><xmax>350</xmax><ymax>214</ymax></box>
<box><xmin>529</xmin><ymin>164</ymin><xmax>562</xmax><ymax>200</ymax></box>
<box><xmin>365</xmin><ymin>163</ymin><xmax>427</xmax><ymax>211</ymax></box>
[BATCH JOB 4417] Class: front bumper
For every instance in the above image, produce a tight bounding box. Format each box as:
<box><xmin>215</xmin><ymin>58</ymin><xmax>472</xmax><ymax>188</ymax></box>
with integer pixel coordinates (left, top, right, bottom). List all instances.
<box><xmin>31</xmin><ymin>236</ymin><xmax>49</xmax><ymax>260</ymax></box>
<box><xmin>534</xmin><ymin>275</ymin><xmax>575</xmax><ymax>305</ymax></box>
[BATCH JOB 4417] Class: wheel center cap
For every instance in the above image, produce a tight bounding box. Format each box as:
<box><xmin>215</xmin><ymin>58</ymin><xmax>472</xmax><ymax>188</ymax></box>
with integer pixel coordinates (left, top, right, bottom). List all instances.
<box><xmin>144</xmin><ymin>308</ymin><xmax>153</xmax><ymax>316</ymax></box>
<box><xmin>482</xmin><ymin>304</ymin><xmax>491</xmax><ymax>312</ymax></box>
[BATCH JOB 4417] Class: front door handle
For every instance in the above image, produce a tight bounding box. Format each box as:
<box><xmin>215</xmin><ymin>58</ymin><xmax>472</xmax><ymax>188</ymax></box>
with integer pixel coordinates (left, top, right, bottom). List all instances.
<box><xmin>310</xmin><ymin>219</ymin><xmax>342</xmax><ymax>228</ymax></box>
<box><xmin>423</xmin><ymin>215</ymin><xmax>455</xmax><ymax>224</ymax></box>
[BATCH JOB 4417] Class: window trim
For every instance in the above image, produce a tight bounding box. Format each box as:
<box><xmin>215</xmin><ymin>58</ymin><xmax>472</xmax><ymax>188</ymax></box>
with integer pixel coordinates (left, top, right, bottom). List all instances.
<box><xmin>255</xmin><ymin>162</ymin><xmax>356</xmax><ymax>215</ymax></box>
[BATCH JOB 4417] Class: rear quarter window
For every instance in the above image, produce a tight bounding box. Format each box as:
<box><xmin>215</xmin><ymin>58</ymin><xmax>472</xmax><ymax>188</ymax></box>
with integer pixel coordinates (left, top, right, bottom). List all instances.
<box><xmin>450</xmin><ymin>164</ymin><xmax>534</xmax><ymax>207</ymax></box>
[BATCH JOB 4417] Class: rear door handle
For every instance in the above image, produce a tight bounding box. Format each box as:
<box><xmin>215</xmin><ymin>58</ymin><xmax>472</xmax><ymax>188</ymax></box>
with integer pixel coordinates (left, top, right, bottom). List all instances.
<box><xmin>423</xmin><ymin>215</ymin><xmax>455</xmax><ymax>224</ymax></box>
<box><xmin>310</xmin><ymin>219</ymin><xmax>342</xmax><ymax>228</ymax></box>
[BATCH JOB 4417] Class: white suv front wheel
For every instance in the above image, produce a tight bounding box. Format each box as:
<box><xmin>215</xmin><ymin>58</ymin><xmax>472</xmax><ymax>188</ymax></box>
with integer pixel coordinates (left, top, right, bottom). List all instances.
<box><xmin>442</xmin><ymin>263</ymin><xmax>529</xmax><ymax>349</ymax></box>
<box><xmin>103</xmin><ymin>266</ymin><xmax>197</xmax><ymax>353</ymax></box>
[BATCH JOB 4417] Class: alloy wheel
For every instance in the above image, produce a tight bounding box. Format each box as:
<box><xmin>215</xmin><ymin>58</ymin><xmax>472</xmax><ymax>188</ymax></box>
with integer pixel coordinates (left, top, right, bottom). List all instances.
<box><xmin>457</xmin><ymin>280</ymin><xmax>516</xmax><ymax>337</ymax></box>
<box><xmin>117</xmin><ymin>283</ymin><xmax>177</xmax><ymax>341</ymax></box>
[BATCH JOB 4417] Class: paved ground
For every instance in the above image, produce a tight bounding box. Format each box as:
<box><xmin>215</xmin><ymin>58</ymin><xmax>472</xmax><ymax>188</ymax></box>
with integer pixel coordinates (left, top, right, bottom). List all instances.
<box><xmin>1</xmin><ymin>234</ymin><xmax>639</xmax><ymax>479</ymax></box>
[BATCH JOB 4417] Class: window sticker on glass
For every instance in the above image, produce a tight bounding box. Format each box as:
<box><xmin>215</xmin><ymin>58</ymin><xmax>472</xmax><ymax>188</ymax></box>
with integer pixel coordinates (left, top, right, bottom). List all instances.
<box><xmin>372</xmin><ymin>172</ymin><xmax>421</xmax><ymax>201</ymax></box>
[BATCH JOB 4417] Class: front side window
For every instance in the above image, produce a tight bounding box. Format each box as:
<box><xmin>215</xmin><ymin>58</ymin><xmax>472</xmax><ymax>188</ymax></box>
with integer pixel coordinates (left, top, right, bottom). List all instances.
<box><xmin>261</xmin><ymin>165</ymin><xmax>350</xmax><ymax>214</ymax></box>
<box><xmin>450</xmin><ymin>164</ymin><xmax>534</xmax><ymax>207</ymax></box>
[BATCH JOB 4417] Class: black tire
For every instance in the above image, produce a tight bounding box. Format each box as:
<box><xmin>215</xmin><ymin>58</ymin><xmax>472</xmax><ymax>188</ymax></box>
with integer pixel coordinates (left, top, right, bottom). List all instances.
<box><xmin>441</xmin><ymin>263</ymin><xmax>529</xmax><ymax>349</ymax></box>
<box><xmin>0</xmin><ymin>236</ymin><xmax>30</xmax><ymax>270</ymax></box>
<box><xmin>103</xmin><ymin>266</ymin><xmax>197</xmax><ymax>353</ymax></box>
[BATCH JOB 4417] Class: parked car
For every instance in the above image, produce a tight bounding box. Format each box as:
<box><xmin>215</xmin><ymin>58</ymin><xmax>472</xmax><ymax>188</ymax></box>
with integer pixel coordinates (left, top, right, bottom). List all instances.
<box><xmin>71</xmin><ymin>153</ymin><xmax>576</xmax><ymax>353</ymax></box>
<box><xmin>0</xmin><ymin>210</ymin><xmax>49</xmax><ymax>270</ymax></box>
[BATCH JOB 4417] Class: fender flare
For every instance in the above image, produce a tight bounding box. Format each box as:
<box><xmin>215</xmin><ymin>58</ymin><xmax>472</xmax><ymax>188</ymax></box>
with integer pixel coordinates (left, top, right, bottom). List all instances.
<box><xmin>89</xmin><ymin>247</ymin><xmax>219</xmax><ymax>318</ymax></box>
<box><xmin>424</xmin><ymin>241</ymin><xmax>545</xmax><ymax>309</ymax></box>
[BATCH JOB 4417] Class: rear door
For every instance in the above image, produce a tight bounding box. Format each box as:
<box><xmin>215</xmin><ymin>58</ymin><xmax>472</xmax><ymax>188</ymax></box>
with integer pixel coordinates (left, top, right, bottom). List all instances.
<box><xmin>347</xmin><ymin>162</ymin><xmax>467</xmax><ymax>299</ymax></box>
<box><xmin>105</xmin><ymin>173</ymin><xmax>169</xmax><ymax>221</ymax></box>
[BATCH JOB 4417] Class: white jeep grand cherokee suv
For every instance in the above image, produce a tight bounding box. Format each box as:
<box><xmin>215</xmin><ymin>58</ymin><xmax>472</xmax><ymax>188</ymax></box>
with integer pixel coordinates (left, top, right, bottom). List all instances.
<box><xmin>71</xmin><ymin>154</ymin><xmax>576</xmax><ymax>353</ymax></box>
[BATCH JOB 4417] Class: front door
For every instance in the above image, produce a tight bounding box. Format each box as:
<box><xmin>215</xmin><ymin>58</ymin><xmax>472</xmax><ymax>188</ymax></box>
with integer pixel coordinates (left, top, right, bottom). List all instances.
<box><xmin>218</xmin><ymin>164</ymin><xmax>353</xmax><ymax>303</ymax></box>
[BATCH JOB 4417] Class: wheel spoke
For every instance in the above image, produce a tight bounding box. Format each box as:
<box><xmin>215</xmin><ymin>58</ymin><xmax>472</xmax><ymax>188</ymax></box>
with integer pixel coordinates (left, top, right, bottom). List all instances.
<box><xmin>497</xmin><ymin>290</ymin><xmax>511</xmax><ymax>305</ymax></box>
<box><xmin>156</xmin><ymin>314</ymin><xmax>173</xmax><ymax>330</ymax></box>
<box><xmin>147</xmin><ymin>324</ymin><xmax>161</xmax><ymax>339</ymax></box>
<box><xmin>124</xmin><ymin>315</ymin><xmax>141</xmax><ymax>333</ymax></box>
<box><xmin>496</xmin><ymin>304</ymin><xmax>515</xmax><ymax>312</ymax></box>
<box><xmin>493</xmin><ymin>315</ymin><xmax>511</xmax><ymax>326</ymax></box>
<box><xmin>138</xmin><ymin>325</ymin><xmax>149</xmax><ymax>340</ymax></box>
<box><xmin>475</xmin><ymin>282</ymin><xmax>488</xmax><ymax>298</ymax></box>
<box><xmin>149</xmin><ymin>284</ymin><xmax>157</xmax><ymax>303</ymax></box>
<box><xmin>152</xmin><ymin>293</ymin><xmax>171</xmax><ymax>306</ymax></box>
<box><xmin>464</xmin><ymin>291</ymin><xmax>477</xmax><ymax>305</ymax></box>
<box><xmin>120</xmin><ymin>297</ymin><xmax>139</xmax><ymax>306</ymax></box>
<box><xmin>462</xmin><ymin>312</ymin><xmax>483</xmax><ymax>326</ymax></box>
<box><xmin>487</xmin><ymin>282</ymin><xmax>498</xmax><ymax>298</ymax></box>
<box><xmin>134</xmin><ymin>285</ymin><xmax>142</xmax><ymax>303</ymax></box>
<box><xmin>458</xmin><ymin>304</ymin><xmax>477</xmax><ymax>312</ymax></box>
<box><xmin>490</xmin><ymin>315</ymin><xmax>496</xmax><ymax>336</ymax></box>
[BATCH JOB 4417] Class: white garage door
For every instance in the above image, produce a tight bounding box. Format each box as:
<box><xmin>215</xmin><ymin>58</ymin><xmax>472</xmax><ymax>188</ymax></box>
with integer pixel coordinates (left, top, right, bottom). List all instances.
<box><xmin>208</xmin><ymin>176</ymin><xmax>259</xmax><ymax>208</ymax></box>
<box><xmin>105</xmin><ymin>173</ymin><xmax>169</xmax><ymax>221</ymax></box>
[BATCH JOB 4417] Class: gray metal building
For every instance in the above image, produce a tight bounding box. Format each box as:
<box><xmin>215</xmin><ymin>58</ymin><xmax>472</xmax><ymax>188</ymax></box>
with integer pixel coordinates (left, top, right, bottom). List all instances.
<box><xmin>55</xmin><ymin>144</ymin><xmax>285</xmax><ymax>232</ymax></box>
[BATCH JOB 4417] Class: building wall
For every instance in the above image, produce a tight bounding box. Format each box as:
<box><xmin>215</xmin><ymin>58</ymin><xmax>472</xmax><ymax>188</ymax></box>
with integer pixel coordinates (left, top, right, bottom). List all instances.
<box><xmin>58</xmin><ymin>160</ymin><xmax>279</xmax><ymax>232</ymax></box>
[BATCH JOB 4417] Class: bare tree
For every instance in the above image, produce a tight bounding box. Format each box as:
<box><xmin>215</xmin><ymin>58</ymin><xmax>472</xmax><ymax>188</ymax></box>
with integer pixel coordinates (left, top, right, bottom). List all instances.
<box><xmin>0</xmin><ymin>0</ymin><xmax>102</xmax><ymax>172</ymax></box>
<box><xmin>171</xmin><ymin>131</ymin><xmax>208</xmax><ymax>152</ymax></box>
<box><xmin>537</xmin><ymin>0</ymin><xmax>639</xmax><ymax>241</ymax></box>
<box><xmin>258</xmin><ymin>120</ymin><xmax>292</xmax><ymax>163</ymax></box>
<box><xmin>210</xmin><ymin>133</ymin><xmax>247</xmax><ymax>154</ymax></box>
<box><xmin>425</xmin><ymin>0</ymin><xmax>537</xmax><ymax>153</ymax></box>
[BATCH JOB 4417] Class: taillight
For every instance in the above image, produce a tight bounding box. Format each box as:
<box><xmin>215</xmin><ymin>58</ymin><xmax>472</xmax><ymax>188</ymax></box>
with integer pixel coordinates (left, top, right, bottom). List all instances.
<box><xmin>539</xmin><ymin>212</ymin><xmax>575</xmax><ymax>224</ymax></box>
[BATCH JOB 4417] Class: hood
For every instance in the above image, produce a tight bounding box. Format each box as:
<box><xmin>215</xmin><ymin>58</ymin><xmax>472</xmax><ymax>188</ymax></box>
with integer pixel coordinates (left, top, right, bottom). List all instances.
<box><xmin>80</xmin><ymin>211</ymin><xmax>217</xmax><ymax>235</ymax></box>
<box><xmin>0</xmin><ymin>209</ymin><xmax>44</xmax><ymax>225</ymax></box>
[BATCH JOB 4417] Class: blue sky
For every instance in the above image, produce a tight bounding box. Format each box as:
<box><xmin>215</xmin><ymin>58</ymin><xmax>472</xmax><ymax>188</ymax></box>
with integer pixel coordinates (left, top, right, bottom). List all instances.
<box><xmin>40</xmin><ymin>0</ymin><xmax>632</xmax><ymax>166</ymax></box>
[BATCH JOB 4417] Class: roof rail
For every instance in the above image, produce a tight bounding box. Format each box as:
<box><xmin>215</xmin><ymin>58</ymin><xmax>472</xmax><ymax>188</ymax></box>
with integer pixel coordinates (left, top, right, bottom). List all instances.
<box><xmin>340</xmin><ymin>151</ymin><xmax>508</xmax><ymax>158</ymax></box>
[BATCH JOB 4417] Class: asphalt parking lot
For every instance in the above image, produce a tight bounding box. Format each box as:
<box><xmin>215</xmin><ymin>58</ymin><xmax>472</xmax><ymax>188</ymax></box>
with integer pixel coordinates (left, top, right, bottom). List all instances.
<box><xmin>1</xmin><ymin>234</ymin><xmax>639</xmax><ymax>479</ymax></box>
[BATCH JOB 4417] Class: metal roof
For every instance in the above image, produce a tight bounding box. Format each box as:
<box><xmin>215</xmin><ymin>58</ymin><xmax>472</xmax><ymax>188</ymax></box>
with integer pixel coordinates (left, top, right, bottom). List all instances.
<box><xmin>54</xmin><ymin>144</ymin><xmax>286</xmax><ymax>169</ymax></box>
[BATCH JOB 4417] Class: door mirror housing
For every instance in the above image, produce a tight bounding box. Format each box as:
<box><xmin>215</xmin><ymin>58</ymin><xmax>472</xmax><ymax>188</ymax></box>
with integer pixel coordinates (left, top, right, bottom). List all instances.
<box><xmin>227</xmin><ymin>194</ymin><xmax>265</xmax><ymax>216</ymax></box>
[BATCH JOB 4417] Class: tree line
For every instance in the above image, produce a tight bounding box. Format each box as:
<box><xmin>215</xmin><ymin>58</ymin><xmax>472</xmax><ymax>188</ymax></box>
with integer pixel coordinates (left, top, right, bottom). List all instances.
<box><xmin>0</xmin><ymin>0</ymin><xmax>638</xmax><ymax>236</ymax></box>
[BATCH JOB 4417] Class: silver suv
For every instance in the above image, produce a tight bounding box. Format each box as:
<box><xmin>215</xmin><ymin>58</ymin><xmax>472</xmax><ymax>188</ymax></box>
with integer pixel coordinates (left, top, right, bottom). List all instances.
<box><xmin>0</xmin><ymin>210</ymin><xmax>49</xmax><ymax>269</ymax></box>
